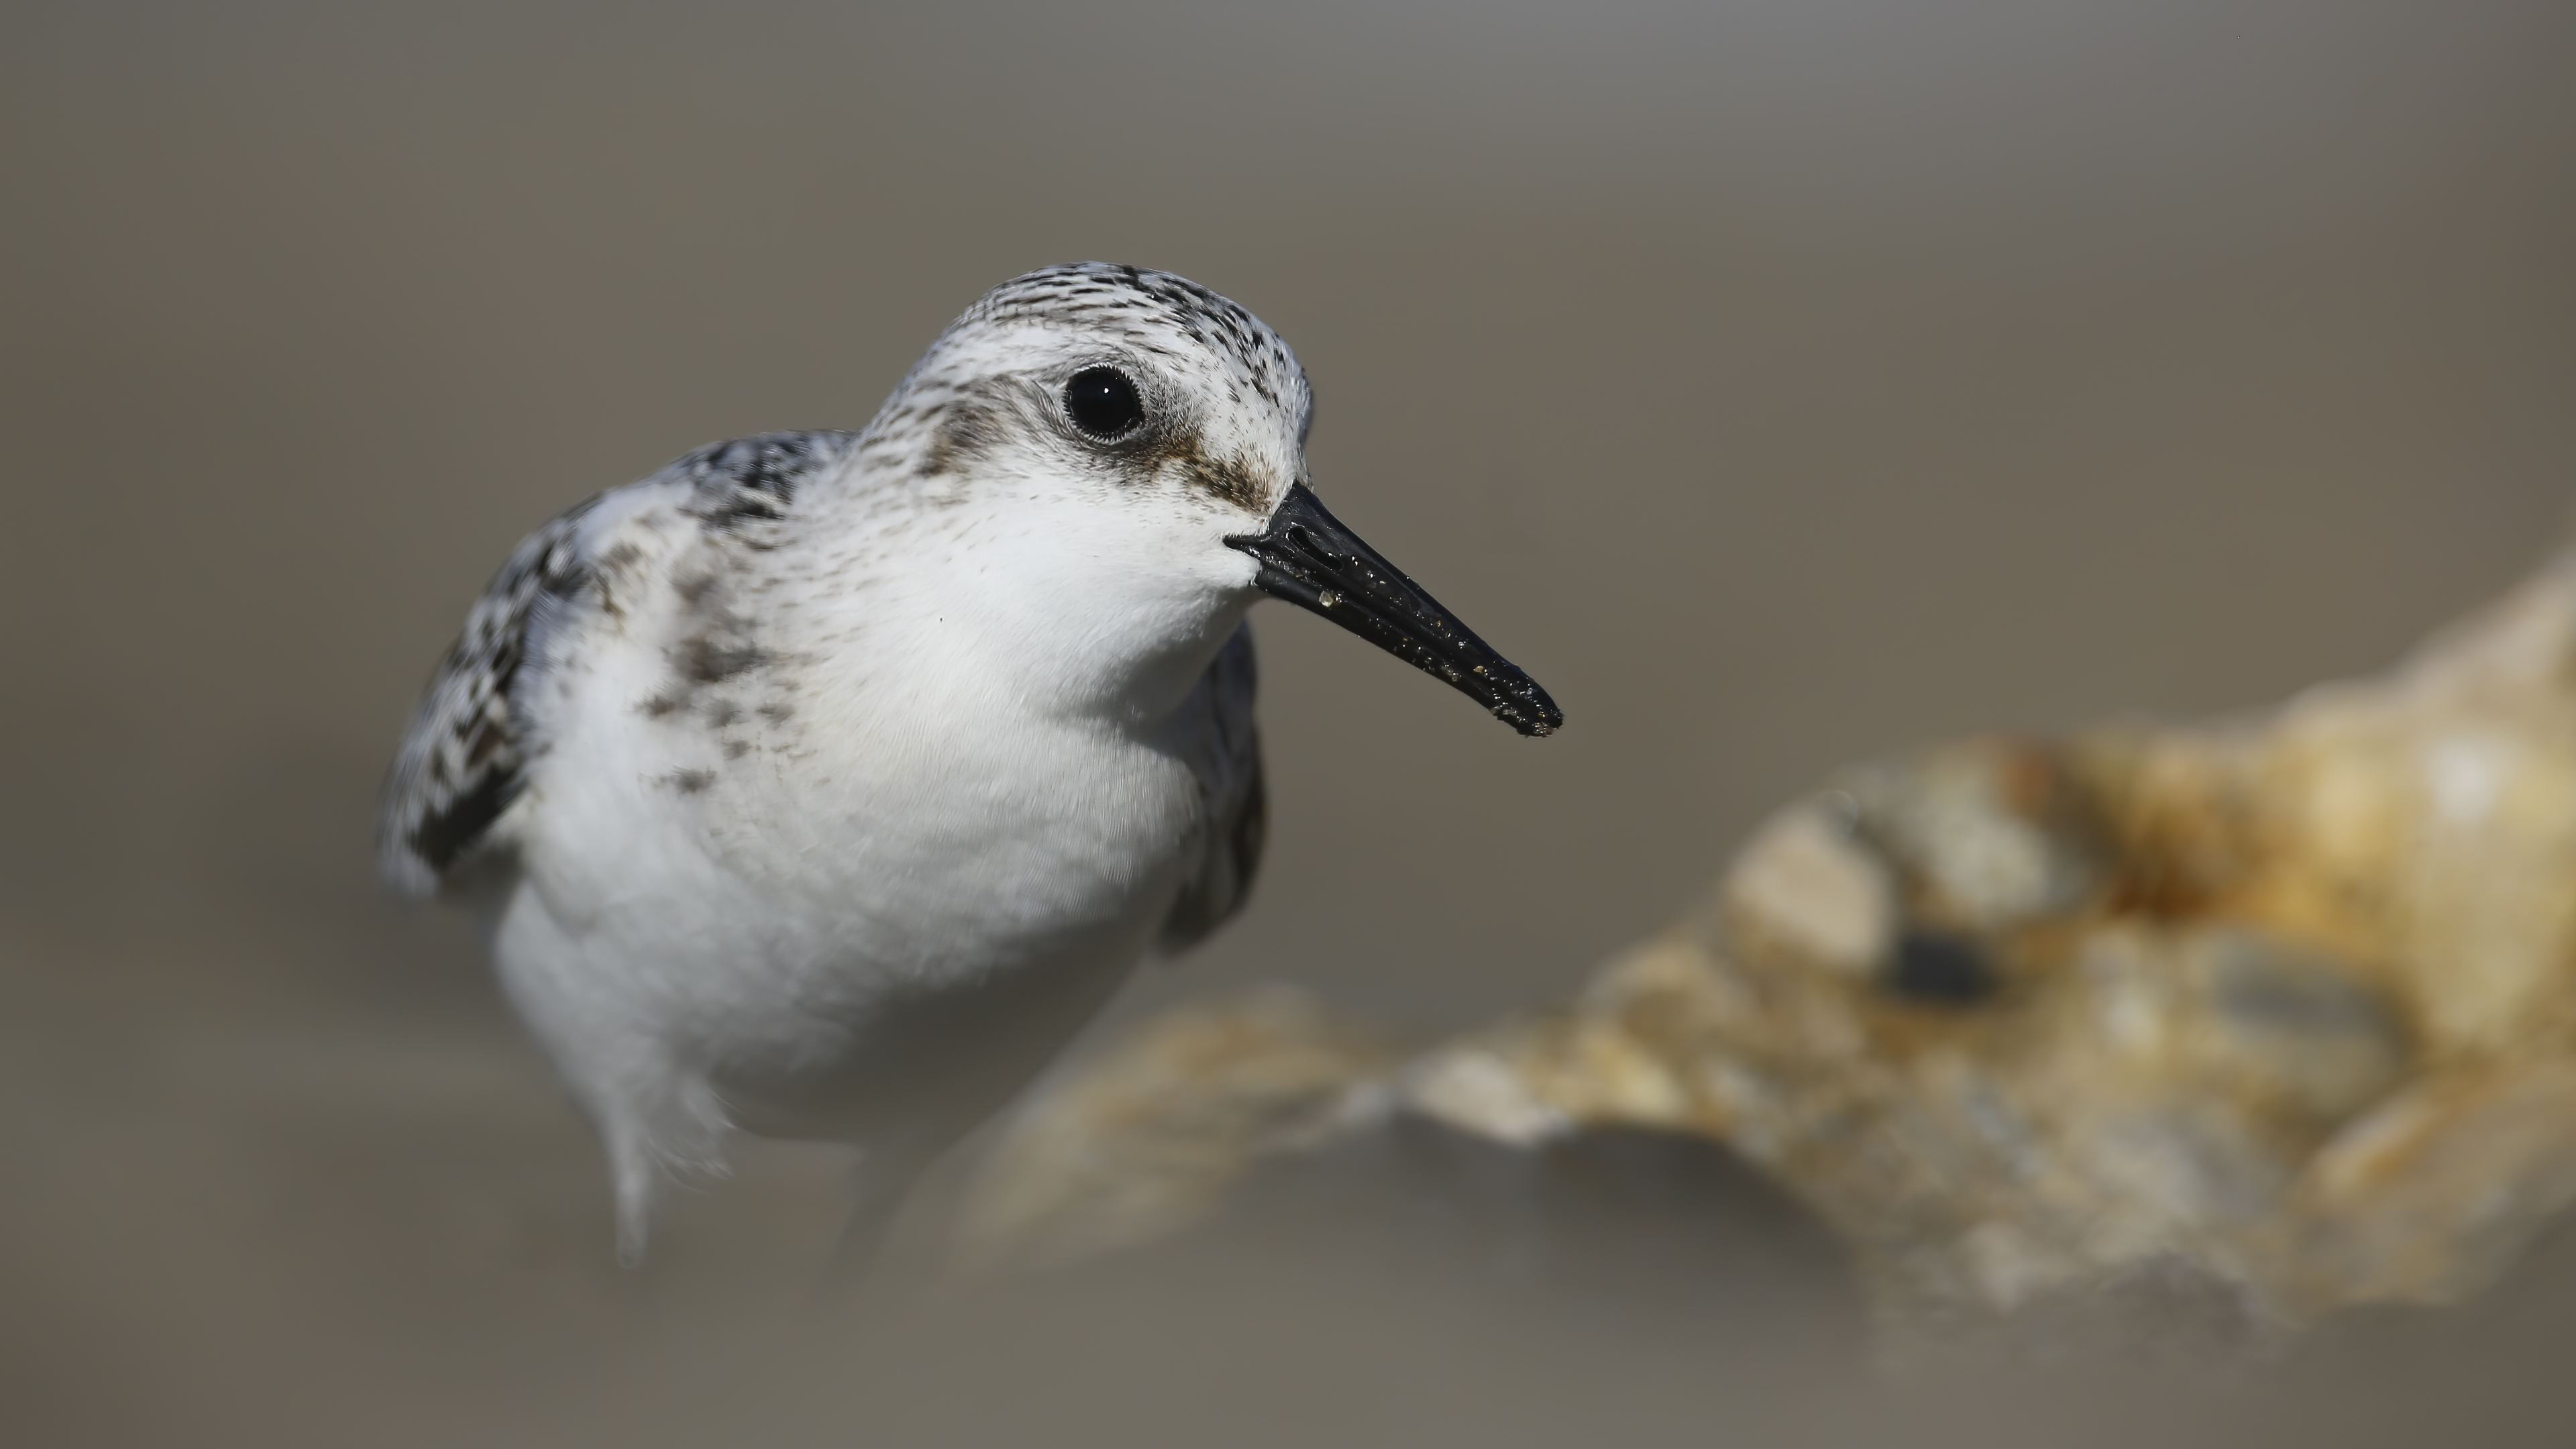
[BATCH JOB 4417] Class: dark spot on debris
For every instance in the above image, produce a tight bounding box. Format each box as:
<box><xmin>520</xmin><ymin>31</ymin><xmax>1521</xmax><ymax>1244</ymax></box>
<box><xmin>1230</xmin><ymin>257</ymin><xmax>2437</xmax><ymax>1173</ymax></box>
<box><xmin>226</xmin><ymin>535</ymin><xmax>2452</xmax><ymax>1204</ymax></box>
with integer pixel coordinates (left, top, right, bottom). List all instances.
<box><xmin>669</xmin><ymin>769</ymin><xmax>716</xmax><ymax>794</ymax></box>
<box><xmin>1886</xmin><ymin>930</ymin><xmax>1998</xmax><ymax>1007</ymax></box>
<box><xmin>723</xmin><ymin>741</ymin><xmax>750</xmax><ymax>759</ymax></box>
<box><xmin>757</xmin><ymin>702</ymin><xmax>795</xmax><ymax>723</ymax></box>
<box><xmin>640</xmin><ymin>692</ymin><xmax>686</xmax><ymax>719</ymax></box>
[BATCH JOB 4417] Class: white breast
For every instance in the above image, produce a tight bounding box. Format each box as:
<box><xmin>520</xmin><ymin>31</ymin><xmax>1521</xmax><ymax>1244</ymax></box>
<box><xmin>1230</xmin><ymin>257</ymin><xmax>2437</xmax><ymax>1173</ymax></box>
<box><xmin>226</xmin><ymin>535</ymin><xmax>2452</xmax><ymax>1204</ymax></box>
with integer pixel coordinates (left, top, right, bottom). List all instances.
<box><xmin>478</xmin><ymin>487</ymin><xmax>1212</xmax><ymax>1191</ymax></box>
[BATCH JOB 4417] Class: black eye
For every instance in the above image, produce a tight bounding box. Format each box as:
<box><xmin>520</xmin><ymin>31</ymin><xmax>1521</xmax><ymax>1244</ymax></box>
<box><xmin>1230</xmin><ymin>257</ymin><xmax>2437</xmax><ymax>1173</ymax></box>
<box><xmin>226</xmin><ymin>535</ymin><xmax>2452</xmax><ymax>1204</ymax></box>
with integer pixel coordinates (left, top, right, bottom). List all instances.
<box><xmin>1063</xmin><ymin>367</ymin><xmax>1146</xmax><ymax>441</ymax></box>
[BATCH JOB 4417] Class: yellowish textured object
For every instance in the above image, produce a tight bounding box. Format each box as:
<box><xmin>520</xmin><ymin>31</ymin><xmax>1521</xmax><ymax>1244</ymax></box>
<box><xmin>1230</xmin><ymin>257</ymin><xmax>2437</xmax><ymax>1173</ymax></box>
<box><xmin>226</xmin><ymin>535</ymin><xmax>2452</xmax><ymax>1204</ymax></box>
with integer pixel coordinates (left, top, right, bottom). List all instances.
<box><xmin>955</xmin><ymin>986</ymin><xmax>1395</xmax><ymax>1269</ymax></box>
<box><xmin>964</xmin><ymin>549</ymin><xmax>2576</xmax><ymax>1356</ymax></box>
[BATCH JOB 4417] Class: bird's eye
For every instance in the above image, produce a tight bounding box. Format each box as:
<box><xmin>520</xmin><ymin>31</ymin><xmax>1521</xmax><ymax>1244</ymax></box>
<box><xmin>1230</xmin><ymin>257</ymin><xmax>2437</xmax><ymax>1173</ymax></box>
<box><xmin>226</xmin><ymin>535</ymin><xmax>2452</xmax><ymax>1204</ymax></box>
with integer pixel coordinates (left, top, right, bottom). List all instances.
<box><xmin>1063</xmin><ymin>367</ymin><xmax>1146</xmax><ymax>441</ymax></box>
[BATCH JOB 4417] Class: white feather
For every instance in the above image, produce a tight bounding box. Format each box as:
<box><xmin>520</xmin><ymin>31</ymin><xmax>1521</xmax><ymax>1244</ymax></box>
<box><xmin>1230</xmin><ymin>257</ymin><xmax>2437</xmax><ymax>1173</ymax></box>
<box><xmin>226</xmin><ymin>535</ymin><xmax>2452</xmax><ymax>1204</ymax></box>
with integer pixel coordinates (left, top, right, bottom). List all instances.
<box><xmin>380</xmin><ymin>265</ymin><xmax>1291</xmax><ymax>1260</ymax></box>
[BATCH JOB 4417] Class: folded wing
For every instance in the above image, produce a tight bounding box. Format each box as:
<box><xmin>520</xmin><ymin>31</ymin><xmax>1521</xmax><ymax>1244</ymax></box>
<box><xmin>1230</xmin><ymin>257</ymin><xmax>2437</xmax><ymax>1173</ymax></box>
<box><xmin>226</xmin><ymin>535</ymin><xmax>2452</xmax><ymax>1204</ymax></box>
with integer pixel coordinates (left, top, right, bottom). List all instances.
<box><xmin>377</xmin><ymin>430</ymin><xmax>856</xmax><ymax>900</ymax></box>
<box><xmin>1157</xmin><ymin>622</ymin><xmax>1267</xmax><ymax>954</ymax></box>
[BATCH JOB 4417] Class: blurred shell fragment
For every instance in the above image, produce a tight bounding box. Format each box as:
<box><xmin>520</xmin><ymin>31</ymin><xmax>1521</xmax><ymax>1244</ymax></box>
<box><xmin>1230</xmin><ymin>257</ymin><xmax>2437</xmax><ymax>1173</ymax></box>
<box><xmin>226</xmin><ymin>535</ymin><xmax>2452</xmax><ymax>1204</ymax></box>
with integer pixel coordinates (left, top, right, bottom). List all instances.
<box><xmin>963</xmin><ymin>547</ymin><xmax>2576</xmax><ymax>1364</ymax></box>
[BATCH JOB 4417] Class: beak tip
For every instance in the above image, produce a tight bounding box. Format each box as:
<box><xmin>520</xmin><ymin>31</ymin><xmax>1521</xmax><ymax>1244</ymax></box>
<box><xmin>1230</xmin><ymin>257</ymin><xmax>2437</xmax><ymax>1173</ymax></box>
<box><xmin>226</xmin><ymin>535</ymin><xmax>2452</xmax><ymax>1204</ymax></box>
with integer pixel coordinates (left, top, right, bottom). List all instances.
<box><xmin>1241</xmin><ymin>484</ymin><xmax>1566</xmax><ymax>740</ymax></box>
<box><xmin>1493</xmin><ymin>692</ymin><xmax>1564</xmax><ymax>739</ymax></box>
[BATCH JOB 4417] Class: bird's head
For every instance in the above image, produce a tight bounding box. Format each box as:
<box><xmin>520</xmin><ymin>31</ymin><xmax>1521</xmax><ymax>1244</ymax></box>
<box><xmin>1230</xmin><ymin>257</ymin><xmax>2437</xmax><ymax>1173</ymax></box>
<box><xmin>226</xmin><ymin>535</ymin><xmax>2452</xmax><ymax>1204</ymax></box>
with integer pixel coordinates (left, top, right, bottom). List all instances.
<box><xmin>859</xmin><ymin>263</ymin><xmax>1560</xmax><ymax>737</ymax></box>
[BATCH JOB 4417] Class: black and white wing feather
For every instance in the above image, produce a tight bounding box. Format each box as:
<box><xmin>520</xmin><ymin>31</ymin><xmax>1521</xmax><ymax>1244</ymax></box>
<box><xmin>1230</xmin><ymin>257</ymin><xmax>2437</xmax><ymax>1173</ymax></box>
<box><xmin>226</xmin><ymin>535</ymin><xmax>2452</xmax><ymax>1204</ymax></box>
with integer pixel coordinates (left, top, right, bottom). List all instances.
<box><xmin>377</xmin><ymin>497</ymin><xmax>601</xmax><ymax>900</ymax></box>
<box><xmin>377</xmin><ymin>431</ymin><xmax>855</xmax><ymax>900</ymax></box>
<box><xmin>1157</xmin><ymin>622</ymin><xmax>1267</xmax><ymax>953</ymax></box>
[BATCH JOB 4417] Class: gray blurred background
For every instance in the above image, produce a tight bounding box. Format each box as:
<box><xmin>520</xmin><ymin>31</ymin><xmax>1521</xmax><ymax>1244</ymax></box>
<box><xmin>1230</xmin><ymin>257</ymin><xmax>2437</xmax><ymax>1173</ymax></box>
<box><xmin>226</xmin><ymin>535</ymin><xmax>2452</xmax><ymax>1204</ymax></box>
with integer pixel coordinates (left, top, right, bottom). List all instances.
<box><xmin>3</xmin><ymin>1</ymin><xmax>2573</xmax><ymax>1444</ymax></box>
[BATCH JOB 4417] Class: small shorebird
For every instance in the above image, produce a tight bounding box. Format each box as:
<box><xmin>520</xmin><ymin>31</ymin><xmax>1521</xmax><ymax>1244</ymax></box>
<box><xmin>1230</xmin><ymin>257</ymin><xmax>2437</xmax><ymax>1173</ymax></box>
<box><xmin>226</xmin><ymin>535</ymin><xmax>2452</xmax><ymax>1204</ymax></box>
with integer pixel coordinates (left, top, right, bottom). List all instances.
<box><xmin>379</xmin><ymin>264</ymin><xmax>1561</xmax><ymax>1265</ymax></box>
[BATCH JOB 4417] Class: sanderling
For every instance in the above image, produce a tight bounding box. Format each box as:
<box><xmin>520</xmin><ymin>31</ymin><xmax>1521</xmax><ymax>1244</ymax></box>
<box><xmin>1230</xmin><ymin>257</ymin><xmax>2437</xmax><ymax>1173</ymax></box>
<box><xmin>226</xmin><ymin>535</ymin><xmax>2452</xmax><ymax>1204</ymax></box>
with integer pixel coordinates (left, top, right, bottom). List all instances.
<box><xmin>379</xmin><ymin>264</ymin><xmax>1562</xmax><ymax>1265</ymax></box>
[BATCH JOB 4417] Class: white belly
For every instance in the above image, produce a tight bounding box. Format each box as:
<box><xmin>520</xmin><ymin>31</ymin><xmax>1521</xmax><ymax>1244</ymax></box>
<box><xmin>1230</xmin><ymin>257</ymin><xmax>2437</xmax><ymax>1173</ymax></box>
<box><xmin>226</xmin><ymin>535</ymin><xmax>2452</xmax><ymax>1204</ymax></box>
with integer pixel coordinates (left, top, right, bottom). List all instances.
<box><xmin>482</xmin><ymin>667</ymin><xmax>1205</xmax><ymax>1168</ymax></box>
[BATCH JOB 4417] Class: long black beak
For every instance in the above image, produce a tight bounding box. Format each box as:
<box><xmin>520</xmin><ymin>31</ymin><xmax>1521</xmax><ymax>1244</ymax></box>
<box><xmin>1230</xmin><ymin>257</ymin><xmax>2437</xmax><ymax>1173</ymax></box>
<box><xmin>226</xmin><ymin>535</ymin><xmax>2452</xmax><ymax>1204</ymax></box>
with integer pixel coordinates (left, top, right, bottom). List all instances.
<box><xmin>1226</xmin><ymin>483</ymin><xmax>1563</xmax><ymax>737</ymax></box>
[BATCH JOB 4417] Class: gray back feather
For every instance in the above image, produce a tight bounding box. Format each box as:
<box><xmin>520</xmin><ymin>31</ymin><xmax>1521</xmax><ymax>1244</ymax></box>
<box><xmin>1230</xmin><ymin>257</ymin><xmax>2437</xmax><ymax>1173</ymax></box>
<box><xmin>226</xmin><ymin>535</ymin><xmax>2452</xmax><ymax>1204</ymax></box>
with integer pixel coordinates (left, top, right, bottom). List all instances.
<box><xmin>376</xmin><ymin>431</ymin><xmax>853</xmax><ymax>899</ymax></box>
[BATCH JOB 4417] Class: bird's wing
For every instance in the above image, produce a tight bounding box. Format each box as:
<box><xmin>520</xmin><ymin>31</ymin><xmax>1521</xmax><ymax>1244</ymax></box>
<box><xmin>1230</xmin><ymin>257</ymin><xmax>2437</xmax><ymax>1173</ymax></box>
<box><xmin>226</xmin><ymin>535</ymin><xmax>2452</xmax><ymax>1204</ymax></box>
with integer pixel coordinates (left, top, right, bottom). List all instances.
<box><xmin>1157</xmin><ymin>621</ymin><xmax>1267</xmax><ymax>954</ymax></box>
<box><xmin>376</xmin><ymin>494</ymin><xmax>601</xmax><ymax>900</ymax></box>
<box><xmin>376</xmin><ymin>431</ymin><xmax>855</xmax><ymax>900</ymax></box>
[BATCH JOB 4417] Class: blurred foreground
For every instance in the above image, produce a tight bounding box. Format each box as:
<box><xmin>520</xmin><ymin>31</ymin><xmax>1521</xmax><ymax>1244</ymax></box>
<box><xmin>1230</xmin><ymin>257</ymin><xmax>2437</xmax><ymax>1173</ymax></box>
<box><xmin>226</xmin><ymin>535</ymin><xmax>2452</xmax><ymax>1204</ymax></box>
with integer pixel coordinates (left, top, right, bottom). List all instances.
<box><xmin>15</xmin><ymin>945</ymin><xmax>2576</xmax><ymax>1446</ymax></box>
<box><xmin>970</xmin><ymin>545</ymin><xmax>2576</xmax><ymax>1375</ymax></box>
